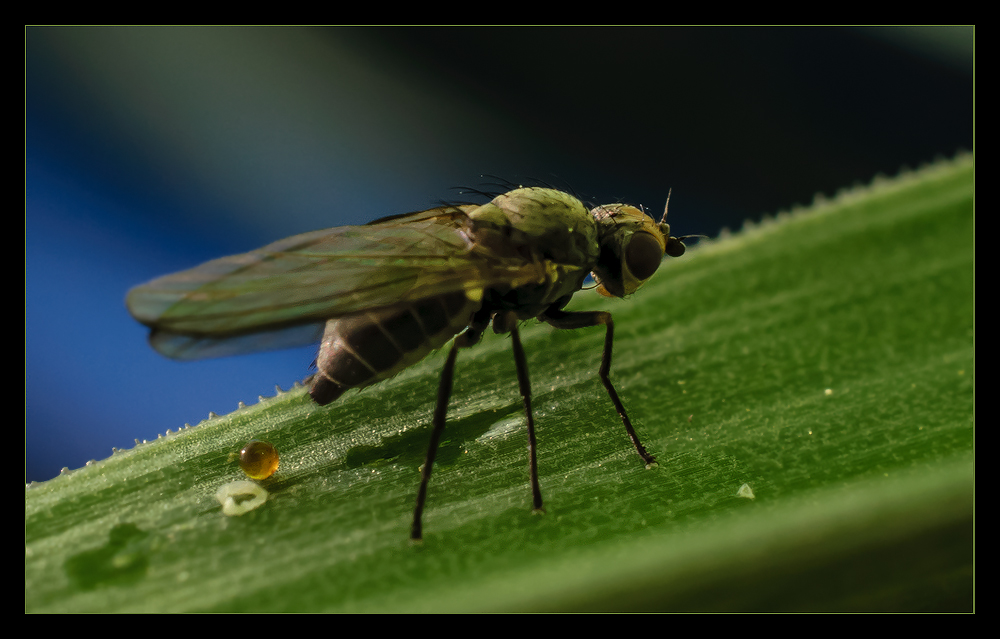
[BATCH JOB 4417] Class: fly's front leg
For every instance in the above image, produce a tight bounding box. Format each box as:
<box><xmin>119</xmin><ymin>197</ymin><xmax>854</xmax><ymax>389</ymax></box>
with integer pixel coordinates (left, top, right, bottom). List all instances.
<box><xmin>540</xmin><ymin>309</ymin><xmax>657</xmax><ymax>467</ymax></box>
<box><xmin>412</xmin><ymin>324</ymin><xmax>483</xmax><ymax>541</ymax></box>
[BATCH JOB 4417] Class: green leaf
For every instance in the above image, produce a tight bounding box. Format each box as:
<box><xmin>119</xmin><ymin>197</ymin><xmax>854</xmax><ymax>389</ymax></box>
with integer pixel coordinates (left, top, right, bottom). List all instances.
<box><xmin>25</xmin><ymin>155</ymin><xmax>974</xmax><ymax>612</ymax></box>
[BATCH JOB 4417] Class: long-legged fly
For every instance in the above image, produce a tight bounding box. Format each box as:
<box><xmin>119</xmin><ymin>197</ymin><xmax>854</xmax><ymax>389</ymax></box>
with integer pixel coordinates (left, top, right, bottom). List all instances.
<box><xmin>127</xmin><ymin>187</ymin><xmax>691</xmax><ymax>540</ymax></box>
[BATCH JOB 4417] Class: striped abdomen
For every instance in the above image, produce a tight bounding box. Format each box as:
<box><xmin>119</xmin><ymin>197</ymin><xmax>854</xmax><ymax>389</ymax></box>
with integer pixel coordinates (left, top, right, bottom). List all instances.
<box><xmin>310</xmin><ymin>291</ymin><xmax>480</xmax><ymax>405</ymax></box>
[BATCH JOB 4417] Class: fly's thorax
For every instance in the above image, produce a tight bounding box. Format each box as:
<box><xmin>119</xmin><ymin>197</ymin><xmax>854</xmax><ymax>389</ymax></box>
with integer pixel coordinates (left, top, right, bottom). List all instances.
<box><xmin>309</xmin><ymin>291</ymin><xmax>481</xmax><ymax>405</ymax></box>
<box><xmin>466</xmin><ymin>187</ymin><xmax>600</xmax><ymax>269</ymax></box>
<box><xmin>480</xmin><ymin>265</ymin><xmax>590</xmax><ymax>320</ymax></box>
<box><xmin>590</xmin><ymin>203</ymin><xmax>672</xmax><ymax>298</ymax></box>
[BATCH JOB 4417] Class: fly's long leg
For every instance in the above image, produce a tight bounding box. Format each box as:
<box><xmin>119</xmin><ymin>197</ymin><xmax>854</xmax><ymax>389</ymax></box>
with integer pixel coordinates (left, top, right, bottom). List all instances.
<box><xmin>411</xmin><ymin>325</ymin><xmax>482</xmax><ymax>541</ymax></box>
<box><xmin>541</xmin><ymin>309</ymin><xmax>657</xmax><ymax>467</ymax></box>
<box><xmin>509</xmin><ymin>324</ymin><xmax>544</xmax><ymax>512</ymax></box>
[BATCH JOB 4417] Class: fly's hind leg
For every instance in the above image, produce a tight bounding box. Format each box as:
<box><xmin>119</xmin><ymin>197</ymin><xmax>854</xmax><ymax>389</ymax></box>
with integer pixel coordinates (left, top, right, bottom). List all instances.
<box><xmin>540</xmin><ymin>309</ymin><xmax>657</xmax><ymax>467</ymax></box>
<box><xmin>411</xmin><ymin>323</ymin><xmax>484</xmax><ymax>541</ymax></box>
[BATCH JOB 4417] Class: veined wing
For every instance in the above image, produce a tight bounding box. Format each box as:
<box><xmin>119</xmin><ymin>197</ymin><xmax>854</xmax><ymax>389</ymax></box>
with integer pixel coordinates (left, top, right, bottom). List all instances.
<box><xmin>126</xmin><ymin>205</ymin><xmax>552</xmax><ymax>360</ymax></box>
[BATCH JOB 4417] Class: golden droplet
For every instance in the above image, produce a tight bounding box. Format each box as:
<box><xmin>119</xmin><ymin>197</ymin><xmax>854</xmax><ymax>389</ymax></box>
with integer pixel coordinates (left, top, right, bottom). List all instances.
<box><xmin>239</xmin><ymin>440</ymin><xmax>279</xmax><ymax>480</ymax></box>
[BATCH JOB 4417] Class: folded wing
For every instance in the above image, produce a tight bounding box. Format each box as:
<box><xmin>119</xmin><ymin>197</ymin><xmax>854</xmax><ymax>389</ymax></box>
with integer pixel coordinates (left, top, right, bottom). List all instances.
<box><xmin>127</xmin><ymin>205</ymin><xmax>548</xmax><ymax>360</ymax></box>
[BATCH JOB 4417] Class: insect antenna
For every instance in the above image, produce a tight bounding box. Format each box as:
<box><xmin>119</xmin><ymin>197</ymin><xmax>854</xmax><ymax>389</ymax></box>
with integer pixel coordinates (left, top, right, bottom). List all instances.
<box><xmin>659</xmin><ymin>188</ymin><xmax>673</xmax><ymax>224</ymax></box>
<box><xmin>677</xmin><ymin>234</ymin><xmax>709</xmax><ymax>243</ymax></box>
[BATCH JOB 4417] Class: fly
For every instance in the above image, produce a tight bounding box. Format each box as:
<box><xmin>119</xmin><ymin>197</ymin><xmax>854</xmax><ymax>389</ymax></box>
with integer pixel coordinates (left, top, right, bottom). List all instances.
<box><xmin>127</xmin><ymin>187</ymin><xmax>692</xmax><ymax>540</ymax></box>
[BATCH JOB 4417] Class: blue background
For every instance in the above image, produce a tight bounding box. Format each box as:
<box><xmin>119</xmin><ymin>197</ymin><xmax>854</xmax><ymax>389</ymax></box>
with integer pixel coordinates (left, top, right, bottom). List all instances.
<box><xmin>25</xmin><ymin>27</ymin><xmax>973</xmax><ymax>483</ymax></box>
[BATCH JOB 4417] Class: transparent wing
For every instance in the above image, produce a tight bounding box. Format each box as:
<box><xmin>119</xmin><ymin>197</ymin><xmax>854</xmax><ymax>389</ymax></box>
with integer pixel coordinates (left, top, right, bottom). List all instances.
<box><xmin>127</xmin><ymin>205</ymin><xmax>549</xmax><ymax>360</ymax></box>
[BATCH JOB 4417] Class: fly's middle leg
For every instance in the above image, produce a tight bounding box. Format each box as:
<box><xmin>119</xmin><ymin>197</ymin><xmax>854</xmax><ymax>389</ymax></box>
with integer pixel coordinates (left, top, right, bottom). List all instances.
<box><xmin>509</xmin><ymin>322</ymin><xmax>545</xmax><ymax>513</ymax></box>
<box><xmin>541</xmin><ymin>309</ymin><xmax>657</xmax><ymax>467</ymax></box>
<box><xmin>493</xmin><ymin>310</ymin><xmax>544</xmax><ymax>513</ymax></box>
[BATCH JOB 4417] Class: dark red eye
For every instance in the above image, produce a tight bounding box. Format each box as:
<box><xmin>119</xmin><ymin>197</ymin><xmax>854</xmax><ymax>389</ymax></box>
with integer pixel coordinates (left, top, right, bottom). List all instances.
<box><xmin>625</xmin><ymin>232</ymin><xmax>663</xmax><ymax>281</ymax></box>
<box><xmin>665</xmin><ymin>237</ymin><xmax>686</xmax><ymax>258</ymax></box>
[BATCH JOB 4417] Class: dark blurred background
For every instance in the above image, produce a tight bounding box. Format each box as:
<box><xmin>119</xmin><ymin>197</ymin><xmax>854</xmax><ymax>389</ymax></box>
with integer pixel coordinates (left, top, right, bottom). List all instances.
<box><xmin>25</xmin><ymin>26</ymin><xmax>973</xmax><ymax>483</ymax></box>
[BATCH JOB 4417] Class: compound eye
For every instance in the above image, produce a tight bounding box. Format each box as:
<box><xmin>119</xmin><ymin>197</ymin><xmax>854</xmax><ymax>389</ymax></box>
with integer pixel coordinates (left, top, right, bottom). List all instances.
<box><xmin>665</xmin><ymin>237</ymin><xmax>687</xmax><ymax>258</ymax></box>
<box><xmin>625</xmin><ymin>232</ymin><xmax>663</xmax><ymax>281</ymax></box>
